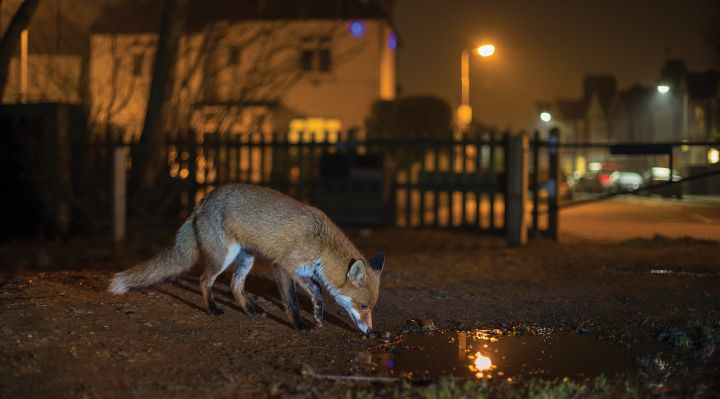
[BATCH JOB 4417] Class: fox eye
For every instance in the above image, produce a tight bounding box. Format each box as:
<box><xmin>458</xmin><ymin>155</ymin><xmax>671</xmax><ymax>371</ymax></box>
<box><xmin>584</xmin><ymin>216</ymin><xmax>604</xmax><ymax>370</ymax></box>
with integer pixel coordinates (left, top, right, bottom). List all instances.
<box><xmin>360</xmin><ymin>304</ymin><xmax>368</xmax><ymax>311</ymax></box>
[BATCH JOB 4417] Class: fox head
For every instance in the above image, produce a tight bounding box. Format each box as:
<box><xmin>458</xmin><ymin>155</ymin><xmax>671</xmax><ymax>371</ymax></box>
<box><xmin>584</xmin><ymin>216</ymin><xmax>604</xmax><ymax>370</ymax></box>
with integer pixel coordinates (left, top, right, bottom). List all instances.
<box><xmin>334</xmin><ymin>252</ymin><xmax>385</xmax><ymax>334</ymax></box>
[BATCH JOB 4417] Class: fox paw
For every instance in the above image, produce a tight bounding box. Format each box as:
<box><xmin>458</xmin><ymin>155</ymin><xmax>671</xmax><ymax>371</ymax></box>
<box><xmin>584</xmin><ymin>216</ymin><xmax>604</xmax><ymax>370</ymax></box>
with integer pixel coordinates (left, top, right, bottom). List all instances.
<box><xmin>245</xmin><ymin>305</ymin><xmax>266</xmax><ymax>317</ymax></box>
<box><xmin>208</xmin><ymin>307</ymin><xmax>224</xmax><ymax>316</ymax></box>
<box><xmin>294</xmin><ymin>320</ymin><xmax>312</xmax><ymax>331</ymax></box>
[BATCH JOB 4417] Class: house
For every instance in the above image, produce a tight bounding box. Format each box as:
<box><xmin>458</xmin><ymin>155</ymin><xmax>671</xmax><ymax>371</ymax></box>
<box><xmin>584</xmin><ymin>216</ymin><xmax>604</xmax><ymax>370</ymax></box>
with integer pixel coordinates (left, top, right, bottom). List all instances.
<box><xmin>537</xmin><ymin>74</ymin><xmax>622</xmax><ymax>175</ymax></box>
<box><xmin>654</xmin><ymin>59</ymin><xmax>720</xmax><ymax>166</ymax></box>
<box><xmin>0</xmin><ymin>0</ymin><xmax>89</xmax><ymax>104</ymax></box>
<box><xmin>538</xmin><ymin>61</ymin><xmax>720</xmax><ymax>177</ymax></box>
<box><xmin>88</xmin><ymin>0</ymin><xmax>397</xmax><ymax>142</ymax></box>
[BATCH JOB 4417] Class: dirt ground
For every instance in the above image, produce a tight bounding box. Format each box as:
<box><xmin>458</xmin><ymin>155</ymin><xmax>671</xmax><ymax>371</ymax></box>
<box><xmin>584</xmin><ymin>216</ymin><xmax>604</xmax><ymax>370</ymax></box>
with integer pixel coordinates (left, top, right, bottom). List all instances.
<box><xmin>2</xmin><ymin>227</ymin><xmax>720</xmax><ymax>398</ymax></box>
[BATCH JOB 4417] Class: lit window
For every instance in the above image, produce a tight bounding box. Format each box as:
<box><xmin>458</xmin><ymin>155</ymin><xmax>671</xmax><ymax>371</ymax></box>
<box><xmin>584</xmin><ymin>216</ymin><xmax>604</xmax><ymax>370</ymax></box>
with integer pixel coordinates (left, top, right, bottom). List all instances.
<box><xmin>709</xmin><ymin>148</ymin><xmax>719</xmax><ymax>164</ymax></box>
<box><xmin>288</xmin><ymin>118</ymin><xmax>342</xmax><ymax>143</ymax></box>
<box><xmin>132</xmin><ymin>53</ymin><xmax>144</xmax><ymax>76</ymax></box>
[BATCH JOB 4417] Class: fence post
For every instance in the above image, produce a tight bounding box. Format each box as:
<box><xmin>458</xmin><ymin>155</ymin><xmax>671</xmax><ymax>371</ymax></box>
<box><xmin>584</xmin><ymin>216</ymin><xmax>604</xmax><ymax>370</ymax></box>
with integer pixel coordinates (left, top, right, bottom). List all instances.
<box><xmin>506</xmin><ymin>132</ymin><xmax>529</xmax><ymax>247</ymax></box>
<box><xmin>531</xmin><ymin>130</ymin><xmax>540</xmax><ymax>238</ymax></box>
<box><xmin>113</xmin><ymin>147</ymin><xmax>126</xmax><ymax>250</ymax></box>
<box><xmin>547</xmin><ymin>128</ymin><xmax>560</xmax><ymax>240</ymax></box>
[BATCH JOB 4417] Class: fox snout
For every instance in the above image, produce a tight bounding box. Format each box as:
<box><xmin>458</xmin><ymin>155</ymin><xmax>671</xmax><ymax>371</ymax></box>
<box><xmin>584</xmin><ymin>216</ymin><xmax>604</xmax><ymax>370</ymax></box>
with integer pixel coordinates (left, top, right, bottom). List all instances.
<box><xmin>345</xmin><ymin>307</ymin><xmax>373</xmax><ymax>334</ymax></box>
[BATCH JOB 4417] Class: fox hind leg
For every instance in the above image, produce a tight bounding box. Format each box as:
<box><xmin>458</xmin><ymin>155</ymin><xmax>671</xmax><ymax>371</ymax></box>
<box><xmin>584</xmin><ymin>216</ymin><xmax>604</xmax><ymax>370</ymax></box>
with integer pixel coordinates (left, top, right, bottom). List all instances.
<box><xmin>199</xmin><ymin>240</ymin><xmax>239</xmax><ymax>316</ymax></box>
<box><xmin>231</xmin><ymin>248</ymin><xmax>263</xmax><ymax>315</ymax></box>
<box><xmin>297</xmin><ymin>277</ymin><xmax>323</xmax><ymax>327</ymax></box>
<box><xmin>200</xmin><ymin>265</ymin><xmax>225</xmax><ymax>316</ymax></box>
<box><xmin>274</xmin><ymin>266</ymin><xmax>309</xmax><ymax>330</ymax></box>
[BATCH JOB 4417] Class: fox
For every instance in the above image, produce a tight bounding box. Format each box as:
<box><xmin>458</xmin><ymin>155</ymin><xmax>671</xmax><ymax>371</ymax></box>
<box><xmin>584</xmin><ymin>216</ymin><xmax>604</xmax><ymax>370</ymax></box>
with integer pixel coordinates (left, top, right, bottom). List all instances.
<box><xmin>107</xmin><ymin>183</ymin><xmax>384</xmax><ymax>334</ymax></box>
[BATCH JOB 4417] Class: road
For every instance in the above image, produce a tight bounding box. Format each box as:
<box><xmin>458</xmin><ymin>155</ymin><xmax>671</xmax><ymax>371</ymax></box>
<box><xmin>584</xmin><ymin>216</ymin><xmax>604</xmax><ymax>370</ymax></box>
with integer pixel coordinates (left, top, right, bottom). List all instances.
<box><xmin>560</xmin><ymin>195</ymin><xmax>720</xmax><ymax>242</ymax></box>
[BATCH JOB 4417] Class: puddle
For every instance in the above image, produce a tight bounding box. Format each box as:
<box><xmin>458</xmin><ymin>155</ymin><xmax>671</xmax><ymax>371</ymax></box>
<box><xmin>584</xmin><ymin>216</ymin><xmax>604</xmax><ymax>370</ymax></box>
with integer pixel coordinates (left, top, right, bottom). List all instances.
<box><xmin>363</xmin><ymin>330</ymin><xmax>662</xmax><ymax>381</ymax></box>
<box><xmin>648</xmin><ymin>269</ymin><xmax>720</xmax><ymax>277</ymax></box>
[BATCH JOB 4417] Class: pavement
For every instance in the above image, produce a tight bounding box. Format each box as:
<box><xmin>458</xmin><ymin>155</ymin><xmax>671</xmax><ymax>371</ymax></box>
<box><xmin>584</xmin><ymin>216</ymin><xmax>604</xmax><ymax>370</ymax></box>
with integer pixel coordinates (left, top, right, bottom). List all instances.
<box><xmin>560</xmin><ymin>195</ymin><xmax>720</xmax><ymax>242</ymax></box>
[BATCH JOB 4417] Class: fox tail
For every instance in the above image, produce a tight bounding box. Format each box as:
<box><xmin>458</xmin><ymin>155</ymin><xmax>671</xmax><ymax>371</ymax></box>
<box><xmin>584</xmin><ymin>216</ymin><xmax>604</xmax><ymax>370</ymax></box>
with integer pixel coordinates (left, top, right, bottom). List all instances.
<box><xmin>108</xmin><ymin>217</ymin><xmax>199</xmax><ymax>294</ymax></box>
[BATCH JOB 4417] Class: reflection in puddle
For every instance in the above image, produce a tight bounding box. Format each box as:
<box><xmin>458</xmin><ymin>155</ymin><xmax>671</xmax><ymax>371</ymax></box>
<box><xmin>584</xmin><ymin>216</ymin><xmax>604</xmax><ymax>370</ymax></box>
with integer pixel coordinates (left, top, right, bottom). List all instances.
<box><xmin>364</xmin><ymin>330</ymin><xmax>661</xmax><ymax>381</ymax></box>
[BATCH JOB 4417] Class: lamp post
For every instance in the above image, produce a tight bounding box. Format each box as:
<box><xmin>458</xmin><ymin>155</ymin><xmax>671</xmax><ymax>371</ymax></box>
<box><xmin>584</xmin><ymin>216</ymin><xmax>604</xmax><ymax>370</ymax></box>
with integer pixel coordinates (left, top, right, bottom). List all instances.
<box><xmin>657</xmin><ymin>82</ymin><xmax>689</xmax><ymax>175</ymax></box>
<box><xmin>457</xmin><ymin>44</ymin><xmax>495</xmax><ymax>130</ymax></box>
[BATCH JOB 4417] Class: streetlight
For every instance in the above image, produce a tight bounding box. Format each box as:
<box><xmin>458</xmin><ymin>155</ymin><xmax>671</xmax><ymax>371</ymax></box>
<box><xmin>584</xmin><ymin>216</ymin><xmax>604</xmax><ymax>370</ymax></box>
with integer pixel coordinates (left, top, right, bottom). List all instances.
<box><xmin>540</xmin><ymin>112</ymin><xmax>552</xmax><ymax>122</ymax></box>
<box><xmin>477</xmin><ymin>44</ymin><xmax>495</xmax><ymax>57</ymax></box>
<box><xmin>657</xmin><ymin>84</ymin><xmax>670</xmax><ymax>94</ymax></box>
<box><xmin>458</xmin><ymin>43</ymin><xmax>496</xmax><ymax>129</ymax></box>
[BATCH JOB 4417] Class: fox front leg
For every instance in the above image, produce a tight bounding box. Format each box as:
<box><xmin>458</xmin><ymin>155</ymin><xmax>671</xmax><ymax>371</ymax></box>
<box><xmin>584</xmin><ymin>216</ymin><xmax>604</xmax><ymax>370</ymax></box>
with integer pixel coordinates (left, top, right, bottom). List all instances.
<box><xmin>297</xmin><ymin>277</ymin><xmax>324</xmax><ymax>327</ymax></box>
<box><xmin>274</xmin><ymin>267</ymin><xmax>309</xmax><ymax>330</ymax></box>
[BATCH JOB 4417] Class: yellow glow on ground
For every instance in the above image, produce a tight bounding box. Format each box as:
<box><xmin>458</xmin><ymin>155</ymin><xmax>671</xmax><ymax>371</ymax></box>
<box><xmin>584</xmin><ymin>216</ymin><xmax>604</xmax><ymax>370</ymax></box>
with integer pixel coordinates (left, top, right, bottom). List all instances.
<box><xmin>474</xmin><ymin>352</ymin><xmax>492</xmax><ymax>371</ymax></box>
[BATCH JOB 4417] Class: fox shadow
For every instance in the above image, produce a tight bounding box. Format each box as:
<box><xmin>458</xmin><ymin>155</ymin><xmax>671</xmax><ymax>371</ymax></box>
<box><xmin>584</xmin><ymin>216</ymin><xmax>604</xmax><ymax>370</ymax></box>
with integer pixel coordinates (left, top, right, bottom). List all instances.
<box><xmin>163</xmin><ymin>273</ymin><xmax>354</xmax><ymax>332</ymax></box>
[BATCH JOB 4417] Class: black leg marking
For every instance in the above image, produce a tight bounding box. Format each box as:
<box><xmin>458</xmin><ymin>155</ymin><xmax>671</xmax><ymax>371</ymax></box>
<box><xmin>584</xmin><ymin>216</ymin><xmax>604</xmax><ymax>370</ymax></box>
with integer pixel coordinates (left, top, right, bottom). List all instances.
<box><xmin>297</xmin><ymin>277</ymin><xmax>324</xmax><ymax>327</ymax></box>
<box><xmin>274</xmin><ymin>267</ymin><xmax>308</xmax><ymax>330</ymax></box>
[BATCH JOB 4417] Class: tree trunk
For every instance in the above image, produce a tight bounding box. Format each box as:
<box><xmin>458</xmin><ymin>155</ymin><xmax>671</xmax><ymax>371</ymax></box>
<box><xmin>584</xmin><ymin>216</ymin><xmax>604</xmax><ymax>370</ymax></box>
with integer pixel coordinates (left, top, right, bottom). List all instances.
<box><xmin>0</xmin><ymin>0</ymin><xmax>40</xmax><ymax>100</ymax></box>
<box><xmin>129</xmin><ymin>0</ymin><xmax>189</xmax><ymax>205</ymax></box>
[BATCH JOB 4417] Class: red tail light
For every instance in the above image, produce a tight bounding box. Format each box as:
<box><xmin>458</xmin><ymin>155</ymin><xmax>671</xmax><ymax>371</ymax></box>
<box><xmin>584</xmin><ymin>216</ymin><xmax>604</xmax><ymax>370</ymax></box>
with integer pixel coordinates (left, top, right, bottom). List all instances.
<box><xmin>599</xmin><ymin>173</ymin><xmax>612</xmax><ymax>186</ymax></box>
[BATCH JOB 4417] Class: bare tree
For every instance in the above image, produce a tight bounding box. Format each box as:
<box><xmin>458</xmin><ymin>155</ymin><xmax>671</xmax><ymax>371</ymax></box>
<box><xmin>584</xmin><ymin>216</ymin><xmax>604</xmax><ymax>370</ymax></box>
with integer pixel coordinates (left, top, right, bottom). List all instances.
<box><xmin>129</xmin><ymin>0</ymin><xmax>189</xmax><ymax>203</ymax></box>
<box><xmin>172</xmin><ymin>19</ymin><xmax>366</xmax><ymax>137</ymax></box>
<box><xmin>0</xmin><ymin>0</ymin><xmax>40</xmax><ymax>99</ymax></box>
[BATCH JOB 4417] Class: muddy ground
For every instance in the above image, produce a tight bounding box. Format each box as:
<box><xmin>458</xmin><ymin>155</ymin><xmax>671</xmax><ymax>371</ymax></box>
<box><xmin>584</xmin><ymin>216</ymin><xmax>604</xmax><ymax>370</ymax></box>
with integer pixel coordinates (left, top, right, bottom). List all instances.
<box><xmin>1</xmin><ymin>228</ymin><xmax>719</xmax><ymax>398</ymax></box>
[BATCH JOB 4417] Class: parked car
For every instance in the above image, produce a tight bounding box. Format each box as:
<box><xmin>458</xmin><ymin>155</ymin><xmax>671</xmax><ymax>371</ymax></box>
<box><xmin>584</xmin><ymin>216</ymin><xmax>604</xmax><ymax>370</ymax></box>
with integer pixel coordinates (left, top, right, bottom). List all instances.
<box><xmin>641</xmin><ymin>167</ymin><xmax>682</xmax><ymax>198</ymax></box>
<box><xmin>608</xmin><ymin>171</ymin><xmax>643</xmax><ymax>193</ymax></box>
<box><xmin>576</xmin><ymin>163</ymin><xmax>623</xmax><ymax>193</ymax></box>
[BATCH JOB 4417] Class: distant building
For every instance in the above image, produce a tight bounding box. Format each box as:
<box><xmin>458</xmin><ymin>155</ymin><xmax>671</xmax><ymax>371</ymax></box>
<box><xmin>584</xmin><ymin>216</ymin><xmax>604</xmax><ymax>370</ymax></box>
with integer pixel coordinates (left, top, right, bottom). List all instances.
<box><xmin>538</xmin><ymin>61</ymin><xmax>720</xmax><ymax>175</ymax></box>
<box><xmin>88</xmin><ymin>0</ymin><xmax>397</xmax><ymax>141</ymax></box>
<box><xmin>653</xmin><ymin>59</ymin><xmax>719</xmax><ymax>166</ymax></box>
<box><xmin>537</xmin><ymin>74</ymin><xmax>623</xmax><ymax>174</ymax></box>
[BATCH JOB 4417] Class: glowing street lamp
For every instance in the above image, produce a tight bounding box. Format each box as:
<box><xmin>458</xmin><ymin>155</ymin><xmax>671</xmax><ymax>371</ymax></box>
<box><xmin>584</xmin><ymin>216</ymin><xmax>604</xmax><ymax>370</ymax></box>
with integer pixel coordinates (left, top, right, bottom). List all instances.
<box><xmin>477</xmin><ymin>44</ymin><xmax>496</xmax><ymax>57</ymax></box>
<box><xmin>657</xmin><ymin>84</ymin><xmax>670</xmax><ymax>94</ymax></box>
<box><xmin>540</xmin><ymin>112</ymin><xmax>552</xmax><ymax>122</ymax></box>
<box><xmin>458</xmin><ymin>43</ymin><xmax>496</xmax><ymax>128</ymax></box>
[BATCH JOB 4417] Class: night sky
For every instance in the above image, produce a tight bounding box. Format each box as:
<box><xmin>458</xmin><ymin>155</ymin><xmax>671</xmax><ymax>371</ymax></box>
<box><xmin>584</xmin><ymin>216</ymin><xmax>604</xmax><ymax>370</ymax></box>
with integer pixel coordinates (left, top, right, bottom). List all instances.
<box><xmin>394</xmin><ymin>0</ymin><xmax>718</xmax><ymax>131</ymax></box>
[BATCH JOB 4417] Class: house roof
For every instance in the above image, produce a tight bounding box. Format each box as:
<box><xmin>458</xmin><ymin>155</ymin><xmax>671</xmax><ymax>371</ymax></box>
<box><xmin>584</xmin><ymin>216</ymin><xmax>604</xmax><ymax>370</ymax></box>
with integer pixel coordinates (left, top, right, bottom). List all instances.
<box><xmin>659</xmin><ymin>58</ymin><xmax>719</xmax><ymax>101</ymax></box>
<box><xmin>583</xmin><ymin>74</ymin><xmax>617</xmax><ymax>113</ymax></box>
<box><xmin>91</xmin><ymin>0</ymin><xmax>394</xmax><ymax>34</ymax></box>
<box><xmin>686</xmin><ymin>70</ymin><xmax>719</xmax><ymax>101</ymax></box>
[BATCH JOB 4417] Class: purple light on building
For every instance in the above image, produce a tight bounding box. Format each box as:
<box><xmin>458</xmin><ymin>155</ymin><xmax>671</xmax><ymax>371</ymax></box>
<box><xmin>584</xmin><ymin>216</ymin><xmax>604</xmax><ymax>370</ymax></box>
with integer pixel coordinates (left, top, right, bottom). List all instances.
<box><xmin>349</xmin><ymin>20</ymin><xmax>365</xmax><ymax>38</ymax></box>
<box><xmin>388</xmin><ymin>32</ymin><xmax>397</xmax><ymax>50</ymax></box>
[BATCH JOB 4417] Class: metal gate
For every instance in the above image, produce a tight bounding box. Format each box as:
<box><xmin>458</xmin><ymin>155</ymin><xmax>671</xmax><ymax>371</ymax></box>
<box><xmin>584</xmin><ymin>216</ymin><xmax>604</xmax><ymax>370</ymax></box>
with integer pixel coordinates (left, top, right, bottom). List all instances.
<box><xmin>100</xmin><ymin>129</ymin><xmax>560</xmax><ymax>239</ymax></box>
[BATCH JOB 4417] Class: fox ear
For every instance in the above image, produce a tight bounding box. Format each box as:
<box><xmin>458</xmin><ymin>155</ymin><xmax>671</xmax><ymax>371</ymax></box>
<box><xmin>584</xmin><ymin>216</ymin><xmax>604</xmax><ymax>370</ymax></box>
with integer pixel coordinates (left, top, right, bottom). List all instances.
<box><xmin>368</xmin><ymin>252</ymin><xmax>385</xmax><ymax>273</ymax></box>
<box><xmin>347</xmin><ymin>259</ymin><xmax>366</xmax><ymax>287</ymax></box>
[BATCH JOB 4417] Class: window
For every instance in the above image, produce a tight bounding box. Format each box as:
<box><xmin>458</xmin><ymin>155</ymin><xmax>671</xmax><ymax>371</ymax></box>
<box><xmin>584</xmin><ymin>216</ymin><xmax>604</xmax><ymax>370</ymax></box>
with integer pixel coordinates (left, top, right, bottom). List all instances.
<box><xmin>300</xmin><ymin>49</ymin><xmax>314</xmax><ymax>71</ymax></box>
<box><xmin>229</xmin><ymin>46</ymin><xmax>241</xmax><ymax>66</ymax></box>
<box><xmin>318</xmin><ymin>37</ymin><xmax>331</xmax><ymax>72</ymax></box>
<box><xmin>132</xmin><ymin>53</ymin><xmax>144</xmax><ymax>76</ymax></box>
<box><xmin>318</xmin><ymin>48</ymin><xmax>331</xmax><ymax>71</ymax></box>
<box><xmin>299</xmin><ymin>36</ymin><xmax>332</xmax><ymax>73</ymax></box>
<box><xmin>694</xmin><ymin>105</ymin><xmax>705</xmax><ymax>134</ymax></box>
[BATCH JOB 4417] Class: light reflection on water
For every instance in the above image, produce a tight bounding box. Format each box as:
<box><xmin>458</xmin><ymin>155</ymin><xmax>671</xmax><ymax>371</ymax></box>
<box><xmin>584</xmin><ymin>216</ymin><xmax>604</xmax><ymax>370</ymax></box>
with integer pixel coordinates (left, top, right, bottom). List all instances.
<box><xmin>364</xmin><ymin>330</ymin><xmax>660</xmax><ymax>381</ymax></box>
